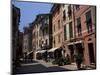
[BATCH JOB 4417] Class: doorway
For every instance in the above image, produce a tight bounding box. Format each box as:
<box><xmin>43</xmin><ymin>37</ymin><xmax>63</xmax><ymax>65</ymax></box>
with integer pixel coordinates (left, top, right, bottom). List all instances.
<box><xmin>69</xmin><ymin>45</ymin><xmax>74</xmax><ymax>62</ymax></box>
<box><xmin>88</xmin><ymin>43</ymin><xmax>95</xmax><ymax>63</ymax></box>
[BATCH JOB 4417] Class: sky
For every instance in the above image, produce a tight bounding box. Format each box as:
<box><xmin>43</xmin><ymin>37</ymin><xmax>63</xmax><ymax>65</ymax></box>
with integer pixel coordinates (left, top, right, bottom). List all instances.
<box><xmin>12</xmin><ymin>1</ymin><xmax>53</xmax><ymax>32</ymax></box>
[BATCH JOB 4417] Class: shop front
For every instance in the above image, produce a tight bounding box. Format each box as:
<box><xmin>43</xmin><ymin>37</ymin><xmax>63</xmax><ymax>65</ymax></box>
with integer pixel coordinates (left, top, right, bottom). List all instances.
<box><xmin>35</xmin><ymin>50</ymin><xmax>47</xmax><ymax>60</ymax></box>
<box><xmin>68</xmin><ymin>40</ymin><xmax>84</xmax><ymax>63</ymax></box>
<box><xmin>47</xmin><ymin>47</ymin><xmax>64</xmax><ymax>62</ymax></box>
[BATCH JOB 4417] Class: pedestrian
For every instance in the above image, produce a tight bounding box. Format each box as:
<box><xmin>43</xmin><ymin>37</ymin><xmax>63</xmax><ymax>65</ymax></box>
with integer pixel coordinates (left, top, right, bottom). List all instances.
<box><xmin>75</xmin><ymin>53</ymin><xmax>83</xmax><ymax>70</ymax></box>
<box><xmin>66</xmin><ymin>54</ymin><xmax>71</xmax><ymax>64</ymax></box>
<box><xmin>47</xmin><ymin>54</ymin><xmax>50</xmax><ymax>62</ymax></box>
<box><xmin>44</xmin><ymin>51</ymin><xmax>48</xmax><ymax>62</ymax></box>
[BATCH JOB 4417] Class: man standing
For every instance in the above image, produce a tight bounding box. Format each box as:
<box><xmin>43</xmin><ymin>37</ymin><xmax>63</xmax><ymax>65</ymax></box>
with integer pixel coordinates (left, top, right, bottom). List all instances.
<box><xmin>75</xmin><ymin>53</ymin><xmax>83</xmax><ymax>70</ymax></box>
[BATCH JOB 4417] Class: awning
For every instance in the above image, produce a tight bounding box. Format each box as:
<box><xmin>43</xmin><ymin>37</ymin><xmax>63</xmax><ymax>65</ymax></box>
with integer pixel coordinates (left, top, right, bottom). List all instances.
<box><xmin>48</xmin><ymin>47</ymin><xmax>59</xmax><ymax>52</ymax></box>
<box><xmin>67</xmin><ymin>40</ymin><xmax>82</xmax><ymax>45</ymax></box>
<box><xmin>27</xmin><ymin>51</ymin><xmax>33</xmax><ymax>55</ymax></box>
<box><xmin>36</xmin><ymin>50</ymin><xmax>46</xmax><ymax>53</ymax></box>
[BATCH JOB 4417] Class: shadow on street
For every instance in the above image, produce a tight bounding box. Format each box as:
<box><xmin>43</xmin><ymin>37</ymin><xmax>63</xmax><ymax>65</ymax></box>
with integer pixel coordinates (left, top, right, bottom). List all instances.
<box><xmin>14</xmin><ymin>60</ymin><xmax>71</xmax><ymax>74</ymax></box>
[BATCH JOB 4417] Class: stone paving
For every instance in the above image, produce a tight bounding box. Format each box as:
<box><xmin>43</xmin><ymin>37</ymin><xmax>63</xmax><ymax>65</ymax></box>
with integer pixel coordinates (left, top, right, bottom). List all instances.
<box><xmin>36</xmin><ymin>60</ymin><xmax>78</xmax><ymax>70</ymax></box>
<box><xmin>36</xmin><ymin>60</ymin><xmax>58</xmax><ymax>67</ymax></box>
<box><xmin>14</xmin><ymin>60</ymin><xmax>71</xmax><ymax>74</ymax></box>
<box><xmin>36</xmin><ymin>60</ymin><xmax>96</xmax><ymax>70</ymax></box>
<box><xmin>14</xmin><ymin>59</ymin><xmax>96</xmax><ymax>74</ymax></box>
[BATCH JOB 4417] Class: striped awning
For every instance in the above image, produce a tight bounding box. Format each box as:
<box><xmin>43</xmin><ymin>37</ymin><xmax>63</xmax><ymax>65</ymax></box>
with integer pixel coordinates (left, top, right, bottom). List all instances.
<box><xmin>27</xmin><ymin>51</ymin><xmax>33</xmax><ymax>55</ymax></box>
<box><xmin>36</xmin><ymin>50</ymin><xmax>47</xmax><ymax>53</ymax></box>
<box><xmin>67</xmin><ymin>40</ymin><xmax>82</xmax><ymax>45</ymax></box>
<box><xmin>48</xmin><ymin>47</ymin><xmax>59</xmax><ymax>52</ymax></box>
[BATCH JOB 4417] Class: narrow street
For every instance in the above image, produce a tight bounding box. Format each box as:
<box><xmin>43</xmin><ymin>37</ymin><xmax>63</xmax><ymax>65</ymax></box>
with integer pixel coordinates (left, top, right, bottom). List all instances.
<box><xmin>14</xmin><ymin>59</ymin><xmax>96</xmax><ymax>74</ymax></box>
<box><xmin>12</xmin><ymin>2</ymin><xmax>96</xmax><ymax>74</ymax></box>
<box><xmin>14</xmin><ymin>60</ymin><xmax>72</xmax><ymax>74</ymax></box>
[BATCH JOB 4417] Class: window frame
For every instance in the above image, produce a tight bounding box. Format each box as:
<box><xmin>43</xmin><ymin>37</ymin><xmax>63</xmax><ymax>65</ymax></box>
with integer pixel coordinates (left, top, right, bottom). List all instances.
<box><xmin>76</xmin><ymin>17</ymin><xmax>82</xmax><ymax>36</ymax></box>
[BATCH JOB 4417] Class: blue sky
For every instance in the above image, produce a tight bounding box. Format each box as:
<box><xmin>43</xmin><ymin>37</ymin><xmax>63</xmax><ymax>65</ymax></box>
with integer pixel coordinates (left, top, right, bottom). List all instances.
<box><xmin>12</xmin><ymin>1</ymin><xmax>53</xmax><ymax>32</ymax></box>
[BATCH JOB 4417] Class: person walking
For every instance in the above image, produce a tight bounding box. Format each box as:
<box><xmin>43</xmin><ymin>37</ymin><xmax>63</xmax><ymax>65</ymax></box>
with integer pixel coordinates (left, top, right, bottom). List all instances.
<box><xmin>75</xmin><ymin>53</ymin><xmax>83</xmax><ymax>70</ymax></box>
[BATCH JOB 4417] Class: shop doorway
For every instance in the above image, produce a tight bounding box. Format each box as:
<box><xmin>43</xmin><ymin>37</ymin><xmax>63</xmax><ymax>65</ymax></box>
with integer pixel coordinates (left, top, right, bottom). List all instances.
<box><xmin>88</xmin><ymin>43</ymin><xmax>95</xmax><ymax>63</ymax></box>
<box><xmin>68</xmin><ymin>45</ymin><xmax>74</xmax><ymax>62</ymax></box>
<box><xmin>76</xmin><ymin>44</ymin><xmax>83</xmax><ymax>56</ymax></box>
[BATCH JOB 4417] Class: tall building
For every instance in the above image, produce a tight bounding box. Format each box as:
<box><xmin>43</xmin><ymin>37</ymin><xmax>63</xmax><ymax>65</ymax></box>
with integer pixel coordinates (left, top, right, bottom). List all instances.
<box><xmin>50</xmin><ymin>4</ymin><xmax>63</xmax><ymax>48</ymax></box>
<box><xmin>49</xmin><ymin>4</ymin><xmax>66</xmax><ymax>60</ymax></box>
<box><xmin>62</xmin><ymin>4</ymin><xmax>75</xmax><ymax>58</ymax></box>
<box><xmin>32</xmin><ymin>15</ymin><xmax>41</xmax><ymax>51</ymax></box>
<box><xmin>61</xmin><ymin>4</ymin><xmax>77</xmax><ymax>63</ymax></box>
<box><xmin>73</xmin><ymin>5</ymin><xmax>96</xmax><ymax>66</ymax></box>
<box><xmin>50</xmin><ymin>4</ymin><xmax>96</xmax><ymax>67</ymax></box>
<box><xmin>32</xmin><ymin>21</ymin><xmax>37</xmax><ymax>59</ymax></box>
<box><xmin>32</xmin><ymin>14</ymin><xmax>52</xmax><ymax>59</ymax></box>
<box><xmin>38</xmin><ymin>14</ymin><xmax>52</xmax><ymax>50</ymax></box>
<box><xmin>23</xmin><ymin>24</ymin><xmax>33</xmax><ymax>60</ymax></box>
<box><xmin>12</xmin><ymin>4</ymin><xmax>20</xmax><ymax>64</ymax></box>
<box><xmin>17</xmin><ymin>31</ymin><xmax>23</xmax><ymax>59</ymax></box>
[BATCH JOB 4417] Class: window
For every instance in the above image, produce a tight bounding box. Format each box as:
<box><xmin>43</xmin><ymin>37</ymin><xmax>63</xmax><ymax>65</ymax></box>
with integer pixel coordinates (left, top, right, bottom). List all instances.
<box><xmin>63</xmin><ymin>10</ymin><xmax>66</xmax><ymax>21</ymax></box>
<box><xmin>45</xmin><ymin>17</ymin><xmax>49</xmax><ymax>24</ymax></box>
<box><xmin>25</xmin><ymin>39</ymin><xmax>27</xmax><ymax>43</ymax></box>
<box><xmin>37</xmin><ymin>41</ymin><xmax>38</xmax><ymax>47</ymax></box>
<box><xmin>69</xmin><ymin>22</ymin><xmax>73</xmax><ymax>38</ymax></box>
<box><xmin>39</xmin><ymin>30</ymin><xmax>41</xmax><ymax>36</ymax></box>
<box><xmin>54</xmin><ymin>37</ymin><xmax>55</xmax><ymax>47</ymax></box>
<box><xmin>54</xmin><ymin>24</ymin><xmax>55</xmax><ymax>32</ymax></box>
<box><xmin>93</xmin><ymin>7</ymin><xmax>96</xmax><ymax>29</ymax></box>
<box><xmin>41</xmin><ymin>41</ymin><xmax>44</xmax><ymax>47</ymax></box>
<box><xmin>43</xmin><ymin>30</ymin><xmax>44</xmax><ymax>36</ymax></box>
<box><xmin>58</xmin><ymin>34</ymin><xmax>60</xmax><ymax>43</ymax></box>
<box><xmin>36</xmin><ymin>32</ymin><xmax>38</xmax><ymax>37</ymax></box>
<box><xmin>75</xmin><ymin>5</ymin><xmax>80</xmax><ymax>10</ymax></box>
<box><xmin>24</xmin><ymin>45</ymin><xmax>26</xmax><ymax>49</ymax></box>
<box><xmin>64</xmin><ymin>25</ymin><xmax>67</xmax><ymax>40</ymax></box>
<box><xmin>39</xmin><ymin>40</ymin><xmax>41</xmax><ymax>47</ymax></box>
<box><xmin>44</xmin><ymin>28</ymin><xmax>48</xmax><ymax>35</ymax></box>
<box><xmin>68</xmin><ymin>5</ymin><xmax>72</xmax><ymax>19</ymax></box>
<box><xmin>58</xmin><ymin>6</ymin><xmax>60</xmax><ymax>14</ymax></box>
<box><xmin>58</xmin><ymin>20</ymin><xmax>60</xmax><ymax>29</ymax></box>
<box><xmin>33</xmin><ymin>33</ymin><xmax>35</xmax><ymax>38</ymax></box>
<box><xmin>63</xmin><ymin>4</ymin><xmax>65</xmax><ymax>7</ymax></box>
<box><xmin>46</xmin><ymin>39</ymin><xmax>48</xmax><ymax>45</ymax></box>
<box><xmin>85</xmin><ymin>10</ymin><xmax>92</xmax><ymax>33</ymax></box>
<box><xmin>77</xmin><ymin>17</ymin><xmax>82</xmax><ymax>36</ymax></box>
